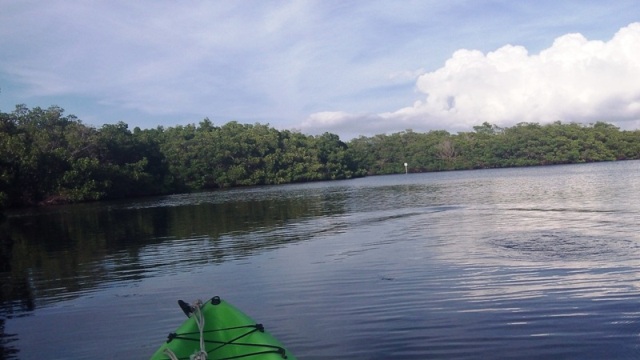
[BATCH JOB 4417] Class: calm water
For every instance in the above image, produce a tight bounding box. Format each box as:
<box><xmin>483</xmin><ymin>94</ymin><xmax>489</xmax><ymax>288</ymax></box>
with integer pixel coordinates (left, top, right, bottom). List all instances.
<box><xmin>2</xmin><ymin>161</ymin><xmax>640</xmax><ymax>359</ymax></box>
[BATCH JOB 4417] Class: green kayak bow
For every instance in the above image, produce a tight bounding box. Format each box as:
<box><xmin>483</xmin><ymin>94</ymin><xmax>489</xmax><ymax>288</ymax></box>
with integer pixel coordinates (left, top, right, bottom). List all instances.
<box><xmin>150</xmin><ymin>296</ymin><xmax>296</xmax><ymax>360</ymax></box>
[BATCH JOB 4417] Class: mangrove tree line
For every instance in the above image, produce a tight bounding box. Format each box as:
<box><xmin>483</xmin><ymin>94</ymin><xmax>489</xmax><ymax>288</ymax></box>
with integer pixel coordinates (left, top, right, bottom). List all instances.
<box><xmin>0</xmin><ymin>105</ymin><xmax>360</xmax><ymax>208</ymax></box>
<box><xmin>2</xmin><ymin>105</ymin><xmax>640</xmax><ymax>209</ymax></box>
<box><xmin>349</xmin><ymin>121</ymin><xmax>640</xmax><ymax>174</ymax></box>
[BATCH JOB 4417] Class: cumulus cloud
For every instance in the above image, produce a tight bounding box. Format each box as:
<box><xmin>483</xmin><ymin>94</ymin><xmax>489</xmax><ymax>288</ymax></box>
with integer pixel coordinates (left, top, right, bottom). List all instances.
<box><xmin>302</xmin><ymin>22</ymin><xmax>640</xmax><ymax>138</ymax></box>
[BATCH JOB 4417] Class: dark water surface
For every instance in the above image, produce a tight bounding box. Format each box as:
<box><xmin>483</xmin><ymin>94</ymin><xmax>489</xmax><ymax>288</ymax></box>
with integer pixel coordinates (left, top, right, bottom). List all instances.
<box><xmin>2</xmin><ymin>161</ymin><xmax>640</xmax><ymax>359</ymax></box>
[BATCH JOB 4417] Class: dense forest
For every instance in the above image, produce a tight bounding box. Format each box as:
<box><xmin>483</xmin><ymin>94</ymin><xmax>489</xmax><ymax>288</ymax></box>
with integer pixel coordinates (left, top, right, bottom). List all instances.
<box><xmin>351</xmin><ymin>121</ymin><xmax>640</xmax><ymax>174</ymax></box>
<box><xmin>0</xmin><ymin>105</ymin><xmax>361</xmax><ymax>209</ymax></box>
<box><xmin>2</xmin><ymin>104</ymin><xmax>640</xmax><ymax>210</ymax></box>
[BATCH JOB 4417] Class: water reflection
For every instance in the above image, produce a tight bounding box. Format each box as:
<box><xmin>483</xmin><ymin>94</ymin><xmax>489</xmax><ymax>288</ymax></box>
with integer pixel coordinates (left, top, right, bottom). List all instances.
<box><xmin>2</xmin><ymin>161</ymin><xmax>640</xmax><ymax>359</ymax></box>
<box><xmin>0</xmin><ymin>218</ymin><xmax>28</xmax><ymax>358</ymax></box>
<box><xmin>2</xmin><ymin>189</ymin><xmax>348</xmax><ymax>311</ymax></box>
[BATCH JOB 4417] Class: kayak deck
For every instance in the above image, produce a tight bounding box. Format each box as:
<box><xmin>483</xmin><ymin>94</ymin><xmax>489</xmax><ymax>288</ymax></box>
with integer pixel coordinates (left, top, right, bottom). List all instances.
<box><xmin>150</xmin><ymin>296</ymin><xmax>296</xmax><ymax>360</ymax></box>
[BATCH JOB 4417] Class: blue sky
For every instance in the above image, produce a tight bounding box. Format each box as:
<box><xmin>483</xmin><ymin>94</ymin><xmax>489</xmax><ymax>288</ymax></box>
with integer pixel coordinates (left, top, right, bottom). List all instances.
<box><xmin>1</xmin><ymin>1</ymin><xmax>639</xmax><ymax>139</ymax></box>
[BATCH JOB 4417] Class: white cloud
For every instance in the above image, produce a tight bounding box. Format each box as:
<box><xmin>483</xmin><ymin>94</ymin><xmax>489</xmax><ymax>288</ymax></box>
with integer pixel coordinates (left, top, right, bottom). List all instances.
<box><xmin>388</xmin><ymin>68</ymin><xmax>426</xmax><ymax>83</ymax></box>
<box><xmin>302</xmin><ymin>22</ymin><xmax>640</xmax><ymax>138</ymax></box>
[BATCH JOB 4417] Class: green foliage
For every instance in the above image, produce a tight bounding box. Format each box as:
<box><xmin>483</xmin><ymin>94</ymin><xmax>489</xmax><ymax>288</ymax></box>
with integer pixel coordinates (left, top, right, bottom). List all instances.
<box><xmin>348</xmin><ymin>121</ymin><xmax>640</xmax><ymax>174</ymax></box>
<box><xmin>0</xmin><ymin>105</ymin><xmax>173</xmax><ymax>206</ymax></box>
<box><xmin>159</xmin><ymin>122</ymin><xmax>359</xmax><ymax>190</ymax></box>
<box><xmin>2</xmin><ymin>103</ymin><xmax>640</xmax><ymax>209</ymax></box>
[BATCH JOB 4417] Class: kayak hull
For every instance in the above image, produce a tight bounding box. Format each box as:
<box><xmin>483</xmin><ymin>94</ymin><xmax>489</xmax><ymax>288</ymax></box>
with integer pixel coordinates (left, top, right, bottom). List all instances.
<box><xmin>150</xmin><ymin>296</ymin><xmax>296</xmax><ymax>360</ymax></box>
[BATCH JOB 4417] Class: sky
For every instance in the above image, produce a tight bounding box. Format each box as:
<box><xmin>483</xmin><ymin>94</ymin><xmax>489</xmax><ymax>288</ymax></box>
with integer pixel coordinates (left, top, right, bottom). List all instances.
<box><xmin>1</xmin><ymin>1</ymin><xmax>639</xmax><ymax>140</ymax></box>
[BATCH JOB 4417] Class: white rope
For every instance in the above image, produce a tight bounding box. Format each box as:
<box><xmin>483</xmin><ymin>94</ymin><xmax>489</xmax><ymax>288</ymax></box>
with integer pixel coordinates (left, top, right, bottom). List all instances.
<box><xmin>161</xmin><ymin>300</ymin><xmax>209</xmax><ymax>360</ymax></box>
<box><xmin>163</xmin><ymin>348</ymin><xmax>180</xmax><ymax>360</ymax></box>
<box><xmin>190</xmin><ymin>299</ymin><xmax>208</xmax><ymax>360</ymax></box>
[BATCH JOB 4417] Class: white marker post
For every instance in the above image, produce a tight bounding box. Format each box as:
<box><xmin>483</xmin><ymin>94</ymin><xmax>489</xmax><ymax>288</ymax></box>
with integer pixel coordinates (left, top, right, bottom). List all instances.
<box><xmin>404</xmin><ymin>162</ymin><xmax>408</xmax><ymax>174</ymax></box>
